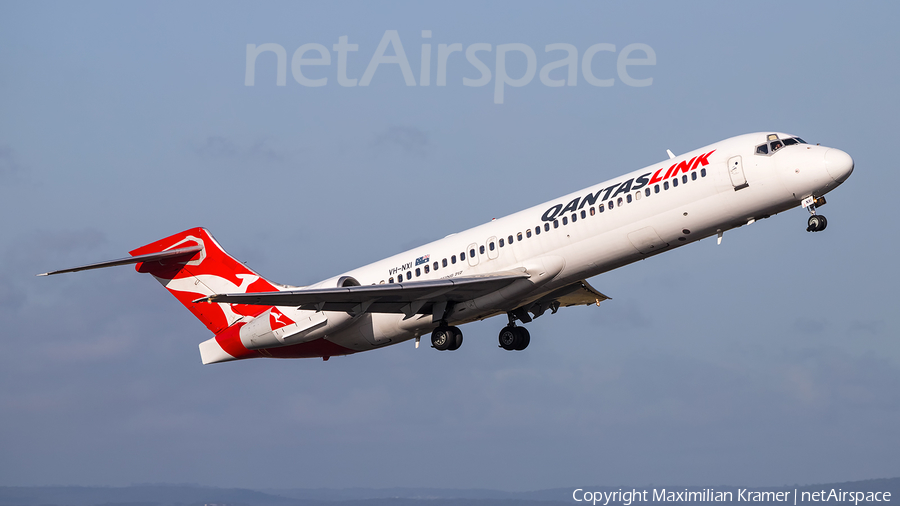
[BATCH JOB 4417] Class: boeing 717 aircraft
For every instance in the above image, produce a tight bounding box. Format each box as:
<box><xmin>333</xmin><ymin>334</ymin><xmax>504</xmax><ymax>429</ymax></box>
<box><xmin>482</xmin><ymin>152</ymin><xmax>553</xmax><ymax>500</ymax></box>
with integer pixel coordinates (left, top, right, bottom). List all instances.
<box><xmin>40</xmin><ymin>132</ymin><xmax>854</xmax><ymax>364</ymax></box>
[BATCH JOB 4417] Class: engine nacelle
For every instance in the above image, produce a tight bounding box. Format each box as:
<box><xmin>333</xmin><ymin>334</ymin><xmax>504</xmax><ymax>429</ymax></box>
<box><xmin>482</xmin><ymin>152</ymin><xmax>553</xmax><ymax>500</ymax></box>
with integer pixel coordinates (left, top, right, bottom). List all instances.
<box><xmin>238</xmin><ymin>307</ymin><xmax>327</xmax><ymax>350</ymax></box>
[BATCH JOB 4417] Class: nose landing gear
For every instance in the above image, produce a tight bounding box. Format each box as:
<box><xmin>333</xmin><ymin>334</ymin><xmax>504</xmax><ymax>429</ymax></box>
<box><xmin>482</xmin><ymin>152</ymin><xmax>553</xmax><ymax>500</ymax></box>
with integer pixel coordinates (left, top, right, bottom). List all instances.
<box><xmin>802</xmin><ymin>196</ymin><xmax>828</xmax><ymax>232</ymax></box>
<box><xmin>807</xmin><ymin>214</ymin><xmax>827</xmax><ymax>232</ymax></box>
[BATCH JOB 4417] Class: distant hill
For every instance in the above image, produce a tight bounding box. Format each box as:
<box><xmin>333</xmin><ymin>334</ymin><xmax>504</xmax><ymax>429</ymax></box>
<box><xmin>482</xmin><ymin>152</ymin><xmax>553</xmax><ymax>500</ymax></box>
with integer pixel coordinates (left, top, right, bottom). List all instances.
<box><xmin>1</xmin><ymin>478</ymin><xmax>897</xmax><ymax>506</ymax></box>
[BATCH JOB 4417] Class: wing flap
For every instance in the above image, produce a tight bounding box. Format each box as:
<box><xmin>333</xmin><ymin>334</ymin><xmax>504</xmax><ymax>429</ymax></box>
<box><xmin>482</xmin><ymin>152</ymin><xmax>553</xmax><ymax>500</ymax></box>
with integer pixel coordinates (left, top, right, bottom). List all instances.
<box><xmin>535</xmin><ymin>279</ymin><xmax>611</xmax><ymax>308</ymax></box>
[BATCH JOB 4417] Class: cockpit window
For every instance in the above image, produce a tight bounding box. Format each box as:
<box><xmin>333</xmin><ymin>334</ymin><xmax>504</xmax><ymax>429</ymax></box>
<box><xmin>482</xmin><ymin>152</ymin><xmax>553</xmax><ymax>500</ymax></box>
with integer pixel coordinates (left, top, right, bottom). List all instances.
<box><xmin>755</xmin><ymin>136</ymin><xmax>806</xmax><ymax>156</ymax></box>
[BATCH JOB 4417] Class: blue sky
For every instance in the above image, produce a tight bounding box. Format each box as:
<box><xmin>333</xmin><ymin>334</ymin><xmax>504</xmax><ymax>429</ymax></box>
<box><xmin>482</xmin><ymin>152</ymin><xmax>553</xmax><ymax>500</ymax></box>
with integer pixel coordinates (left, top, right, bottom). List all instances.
<box><xmin>1</xmin><ymin>0</ymin><xmax>898</xmax><ymax>491</ymax></box>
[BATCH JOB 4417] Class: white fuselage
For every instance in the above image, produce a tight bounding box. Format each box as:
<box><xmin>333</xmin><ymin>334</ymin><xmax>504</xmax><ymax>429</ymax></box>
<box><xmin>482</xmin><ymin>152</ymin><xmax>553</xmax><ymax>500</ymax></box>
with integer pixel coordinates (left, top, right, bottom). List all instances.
<box><xmin>291</xmin><ymin>132</ymin><xmax>853</xmax><ymax>352</ymax></box>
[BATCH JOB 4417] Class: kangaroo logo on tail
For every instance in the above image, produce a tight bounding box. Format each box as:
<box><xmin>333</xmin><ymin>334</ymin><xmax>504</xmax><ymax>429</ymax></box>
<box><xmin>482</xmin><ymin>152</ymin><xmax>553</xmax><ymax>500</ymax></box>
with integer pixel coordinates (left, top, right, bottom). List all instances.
<box><xmin>130</xmin><ymin>228</ymin><xmax>283</xmax><ymax>334</ymax></box>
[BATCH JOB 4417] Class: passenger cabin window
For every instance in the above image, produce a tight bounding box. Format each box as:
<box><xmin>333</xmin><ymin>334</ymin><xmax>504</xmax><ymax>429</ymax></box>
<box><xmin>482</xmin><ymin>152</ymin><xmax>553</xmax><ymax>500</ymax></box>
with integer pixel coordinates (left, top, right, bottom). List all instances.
<box><xmin>626</xmin><ymin>194</ymin><xmax>632</xmax><ymax>203</ymax></box>
<box><xmin>664</xmin><ymin>181</ymin><xmax>669</xmax><ymax>190</ymax></box>
<box><xmin>479</xmin><ymin>245</ymin><xmax>484</xmax><ymax>254</ymax></box>
<box><xmin>526</xmin><ymin>229</ymin><xmax>532</xmax><ymax>238</ymax></box>
<box><xmin>701</xmin><ymin>168</ymin><xmax>707</xmax><ymax>177</ymax></box>
<box><xmin>590</xmin><ymin>207</ymin><xmax>596</xmax><ymax>216</ymax></box>
<box><xmin>460</xmin><ymin>252</ymin><xmax>466</xmax><ymax>260</ymax></box>
<box><xmin>599</xmin><ymin>204</ymin><xmax>605</xmax><ymax>213</ymax></box>
<box><xmin>534</xmin><ymin>226</ymin><xmax>540</xmax><ymax>235</ymax></box>
<box><xmin>672</xmin><ymin>178</ymin><xmax>678</xmax><ymax>187</ymax></box>
<box><xmin>424</xmin><ymin>264</ymin><xmax>429</xmax><ymax>273</ymax></box>
<box><xmin>451</xmin><ymin>255</ymin><xmax>456</xmax><ymax>264</ymax></box>
<box><xmin>645</xmin><ymin>188</ymin><xmax>651</xmax><ymax>196</ymax></box>
<box><xmin>554</xmin><ymin>219</ymin><xmax>559</xmax><ymax>228</ymax></box>
<box><xmin>581</xmin><ymin>210</ymin><xmax>586</xmax><ymax>219</ymax></box>
<box><xmin>571</xmin><ymin>214</ymin><xmax>577</xmax><ymax>222</ymax></box>
<box><xmin>489</xmin><ymin>242</ymin><xmax>495</xmax><ymax>251</ymax></box>
<box><xmin>415</xmin><ymin>268</ymin><xmax>421</xmax><ymax>277</ymax></box>
<box><xmin>654</xmin><ymin>184</ymin><xmax>660</xmax><ymax>193</ymax></box>
<box><xmin>433</xmin><ymin>261</ymin><xmax>439</xmax><ymax>270</ymax></box>
<box><xmin>617</xmin><ymin>197</ymin><xmax>624</xmax><ymax>206</ymax></box>
<box><xmin>544</xmin><ymin>223</ymin><xmax>550</xmax><ymax>231</ymax></box>
<box><xmin>406</xmin><ymin>271</ymin><xmax>412</xmax><ymax>280</ymax></box>
<box><xmin>682</xmin><ymin>175</ymin><xmax>687</xmax><ymax>184</ymax></box>
<box><xmin>562</xmin><ymin>216</ymin><xmax>568</xmax><ymax>225</ymax></box>
<box><xmin>609</xmin><ymin>200</ymin><xmax>614</xmax><ymax>209</ymax></box>
<box><xmin>499</xmin><ymin>238</ymin><xmax>504</xmax><ymax>247</ymax></box>
<box><xmin>389</xmin><ymin>277</ymin><xmax>394</xmax><ymax>283</ymax></box>
<box><xmin>508</xmin><ymin>235</ymin><xmax>514</xmax><ymax>244</ymax></box>
<box><xmin>517</xmin><ymin>232</ymin><xmax>523</xmax><ymax>241</ymax></box>
<box><xmin>470</xmin><ymin>248</ymin><xmax>476</xmax><ymax>257</ymax></box>
<box><xmin>691</xmin><ymin>172</ymin><xmax>697</xmax><ymax>181</ymax></box>
<box><xmin>443</xmin><ymin>258</ymin><xmax>448</xmax><ymax>267</ymax></box>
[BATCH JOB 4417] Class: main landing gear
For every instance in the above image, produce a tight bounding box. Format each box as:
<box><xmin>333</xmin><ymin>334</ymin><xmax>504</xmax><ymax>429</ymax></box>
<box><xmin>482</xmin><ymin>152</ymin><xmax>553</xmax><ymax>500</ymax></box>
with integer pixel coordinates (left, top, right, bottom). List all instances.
<box><xmin>499</xmin><ymin>325</ymin><xmax>530</xmax><ymax>351</ymax></box>
<box><xmin>498</xmin><ymin>312</ymin><xmax>530</xmax><ymax>351</ymax></box>
<box><xmin>431</xmin><ymin>324</ymin><xmax>463</xmax><ymax>351</ymax></box>
<box><xmin>804</xmin><ymin>196</ymin><xmax>828</xmax><ymax>232</ymax></box>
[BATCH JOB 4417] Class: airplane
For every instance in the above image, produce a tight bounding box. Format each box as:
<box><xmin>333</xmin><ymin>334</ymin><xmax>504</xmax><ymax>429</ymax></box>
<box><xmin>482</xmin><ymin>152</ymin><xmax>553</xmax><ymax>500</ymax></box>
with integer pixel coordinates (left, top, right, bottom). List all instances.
<box><xmin>39</xmin><ymin>132</ymin><xmax>854</xmax><ymax>365</ymax></box>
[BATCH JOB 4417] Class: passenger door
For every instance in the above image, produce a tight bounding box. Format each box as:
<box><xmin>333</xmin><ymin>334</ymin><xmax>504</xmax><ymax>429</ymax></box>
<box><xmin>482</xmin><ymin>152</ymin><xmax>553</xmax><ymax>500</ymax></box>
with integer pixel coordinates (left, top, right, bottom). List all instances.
<box><xmin>728</xmin><ymin>155</ymin><xmax>749</xmax><ymax>190</ymax></box>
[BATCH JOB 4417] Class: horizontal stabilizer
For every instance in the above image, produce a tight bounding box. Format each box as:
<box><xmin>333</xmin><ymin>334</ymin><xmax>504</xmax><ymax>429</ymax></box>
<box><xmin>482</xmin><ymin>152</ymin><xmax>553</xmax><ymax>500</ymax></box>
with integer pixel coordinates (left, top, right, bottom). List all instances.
<box><xmin>194</xmin><ymin>271</ymin><xmax>531</xmax><ymax>315</ymax></box>
<box><xmin>37</xmin><ymin>246</ymin><xmax>203</xmax><ymax>276</ymax></box>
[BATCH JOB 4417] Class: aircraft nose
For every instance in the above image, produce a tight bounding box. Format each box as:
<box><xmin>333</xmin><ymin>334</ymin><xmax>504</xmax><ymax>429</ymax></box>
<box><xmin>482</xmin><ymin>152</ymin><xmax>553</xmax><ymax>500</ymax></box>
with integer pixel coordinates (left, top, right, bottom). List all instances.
<box><xmin>824</xmin><ymin>148</ymin><xmax>854</xmax><ymax>183</ymax></box>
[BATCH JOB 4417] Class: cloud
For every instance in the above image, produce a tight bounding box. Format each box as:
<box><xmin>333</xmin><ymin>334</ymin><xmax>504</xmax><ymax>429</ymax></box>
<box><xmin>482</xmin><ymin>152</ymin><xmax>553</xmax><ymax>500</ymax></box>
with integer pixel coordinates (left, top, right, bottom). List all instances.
<box><xmin>0</xmin><ymin>145</ymin><xmax>26</xmax><ymax>181</ymax></box>
<box><xmin>8</xmin><ymin>228</ymin><xmax>107</xmax><ymax>273</ymax></box>
<box><xmin>847</xmin><ymin>318</ymin><xmax>885</xmax><ymax>335</ymax></box>
<box><xmin>591</xmin><ymin>297</ymin><xmax>652</xmax><ymax>330</ymax></box>
<box><xmin>373</xmin><ymin>126</ymin><xmax>429</xmax><ymax>155</ymax></box>
<box><xmin>192</xmin><ymin>136</ymin><xmax>284</xmax><ymax>162</ymax></box>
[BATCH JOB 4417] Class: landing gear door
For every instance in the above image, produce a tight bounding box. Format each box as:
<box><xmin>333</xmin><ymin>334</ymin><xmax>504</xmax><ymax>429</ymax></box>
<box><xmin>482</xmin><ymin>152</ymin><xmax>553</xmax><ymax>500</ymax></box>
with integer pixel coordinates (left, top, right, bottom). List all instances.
<box><xmin>728</xmin><ymin>155</ymin><xmax>748</xmax><ymax>190</ymax></box>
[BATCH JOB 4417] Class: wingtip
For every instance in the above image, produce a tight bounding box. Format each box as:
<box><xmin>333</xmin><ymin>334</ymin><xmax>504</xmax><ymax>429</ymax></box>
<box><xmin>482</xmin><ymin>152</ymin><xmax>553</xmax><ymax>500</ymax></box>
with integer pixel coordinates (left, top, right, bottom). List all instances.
<box><xmin>36</xmin><ymin>272</ymin><xmax>49</xmax><ymax>277</ymax></box>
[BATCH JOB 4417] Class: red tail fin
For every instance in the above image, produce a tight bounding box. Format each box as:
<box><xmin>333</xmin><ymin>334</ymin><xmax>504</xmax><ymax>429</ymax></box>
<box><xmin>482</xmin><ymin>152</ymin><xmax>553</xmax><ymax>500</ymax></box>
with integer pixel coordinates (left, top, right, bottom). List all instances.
<box><xmin>129</xmin><ymin>228</ymin><xmax>280</xmax><ymax>334</ymax></box>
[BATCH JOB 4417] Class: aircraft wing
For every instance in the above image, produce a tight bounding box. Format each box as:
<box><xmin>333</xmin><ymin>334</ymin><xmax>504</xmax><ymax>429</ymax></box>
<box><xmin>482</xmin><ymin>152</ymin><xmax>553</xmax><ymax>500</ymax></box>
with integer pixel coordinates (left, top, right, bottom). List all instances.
<box><xmin>195</xmin><ymin>271</ymin><xmax>532</xmax><ymax>317</ymax></box>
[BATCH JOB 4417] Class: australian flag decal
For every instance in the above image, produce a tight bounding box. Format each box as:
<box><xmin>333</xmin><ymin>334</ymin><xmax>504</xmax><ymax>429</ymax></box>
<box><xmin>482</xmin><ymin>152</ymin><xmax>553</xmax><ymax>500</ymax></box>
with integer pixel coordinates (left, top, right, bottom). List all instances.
<box><xmin>415</xmin><ymin>255</ymin><xmax>430</xmax><ymax>266</ymax></box>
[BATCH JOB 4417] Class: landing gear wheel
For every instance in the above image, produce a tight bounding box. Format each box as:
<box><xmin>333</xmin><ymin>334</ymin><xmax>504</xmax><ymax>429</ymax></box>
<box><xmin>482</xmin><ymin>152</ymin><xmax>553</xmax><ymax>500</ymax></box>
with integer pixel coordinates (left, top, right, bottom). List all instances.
<box><xmin>447</xmin><ymin>327</ymin><xmax>463</xmax><ymax>351</ymax></box>
<box><xmin>499</xmin><ymin>326</ymin><xmax>518</xmax><ymax>351</ymax></box>
<box><xmin>513</xmin><ymin>327</ymin><xmax>530</xmax><ymax>351</ymax></box>
<box><xmin>431</xmin><ymin>327</ymin><xmax>453</xmax><ymax>351</ymax></box>
<box><xmin>807</xmin><ymin>214</ymin><xmax>827</xmax><ymax>232</ymax></box>
<box><xmin>499</xmin><ymin>326</ymin><xmax>529</xmax><ymax>351</ymax></box>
